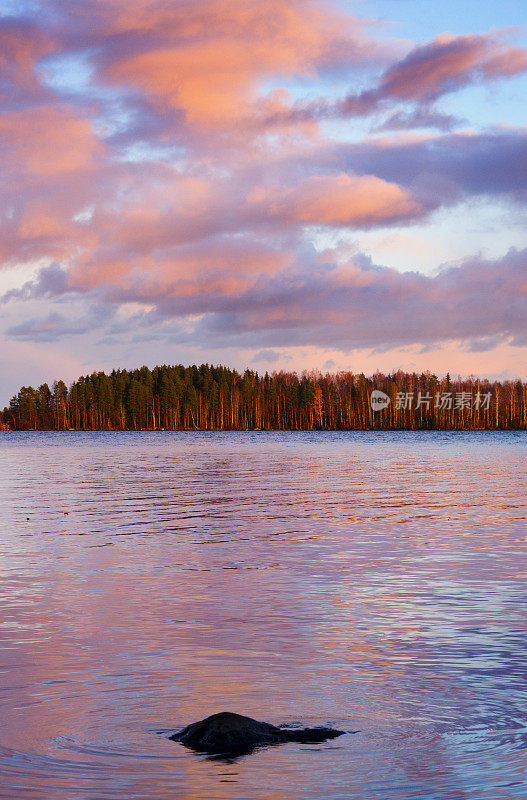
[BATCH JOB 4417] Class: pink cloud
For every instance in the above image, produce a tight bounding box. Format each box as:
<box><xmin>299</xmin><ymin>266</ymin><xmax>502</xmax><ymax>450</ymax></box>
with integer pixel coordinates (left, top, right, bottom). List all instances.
<box><xmin>85</xmin><ymin>0</ymin><xmax>380</xmax><ymax>135</ymax></box>
<box><xmin>308</xmin><ymin>32</ymin><xmax>527</xmax><ymax>122</ymax></box>
<box><xmin>0</xmin><ymin>0</ymin><xmax>526</xmax><ymax>379</ymax></box>
<box><xmin>64</xmin><ymin>235</ymin><xmax>291</xmax><ymax>298</ymax></box>
<box><xmin>0</xmin><ymin>19</ymin><xmax>55</xmax><ymax>105</ymax></box>
<box><xmin>8</xmin><ymin>246</ymin><xmax>527</xmax><ymax>358</ymax></box>
<box><xmin>175</xmin><ymin>247</ymin><xmax>527</xmax><ymax>352</ymax></box>
<box><xmin>377</xmin><ymin>32</ymin><xmax>527</xmax><ymax>102</ymax></box>
<box><xmin>0</xmin><ymin>106</ymin><xmax>108</xmax><ymax>264</ymax></box>
<box><xmin>0</xmin><ymin>106</ymin><xmax>104</xmax><ymax>176</ymax></box>
<box><xmin>248</xmin><ymin>173</ymin><xmax>423</xmax><ymax>227</ymax></box>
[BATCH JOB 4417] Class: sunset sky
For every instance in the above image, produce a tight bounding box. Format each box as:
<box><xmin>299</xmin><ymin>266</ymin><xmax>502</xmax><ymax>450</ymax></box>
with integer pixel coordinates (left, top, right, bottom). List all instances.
<box><xmin>1</xmin><ymin>0</ymin><xmax>526</xmax><ymax>403</ymax></box>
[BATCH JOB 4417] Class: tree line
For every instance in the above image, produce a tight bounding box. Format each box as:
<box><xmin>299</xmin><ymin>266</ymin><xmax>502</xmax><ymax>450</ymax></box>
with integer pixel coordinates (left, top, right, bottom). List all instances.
<box><xmin>1</xmin><ymin>363</ymin><xmax>526</xmax><ymax>431</ymax></box>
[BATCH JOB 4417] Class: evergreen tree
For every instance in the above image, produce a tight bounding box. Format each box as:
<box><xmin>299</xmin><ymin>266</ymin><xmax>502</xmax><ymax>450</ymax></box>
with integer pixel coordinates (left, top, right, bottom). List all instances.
<box><xmin>3</xmin><ymin>364</ymin><xmax>526</xmax><ymax>431</ymax></box>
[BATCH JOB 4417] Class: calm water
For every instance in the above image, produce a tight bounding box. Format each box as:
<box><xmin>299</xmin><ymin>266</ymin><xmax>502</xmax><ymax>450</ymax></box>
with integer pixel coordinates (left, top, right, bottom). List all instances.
<box><xmin>0</xmin><ymin>431</ymin><xmax>526</xmax><ymax>799</ymax></box>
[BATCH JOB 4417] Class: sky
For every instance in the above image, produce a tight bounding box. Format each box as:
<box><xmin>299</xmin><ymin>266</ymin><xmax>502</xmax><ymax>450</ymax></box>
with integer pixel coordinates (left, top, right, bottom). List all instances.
<box><xmin>1</xmin><ymin>0</ymin><xmax>526</xmax><ymax>404</ymax></box>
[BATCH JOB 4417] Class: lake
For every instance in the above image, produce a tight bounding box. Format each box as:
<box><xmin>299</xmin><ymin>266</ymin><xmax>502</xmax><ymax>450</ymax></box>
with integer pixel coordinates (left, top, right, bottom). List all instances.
<box><xmin>0</xmin><ymin>431</ymin><xmax>526</xmax><ymax>799</ymax></box>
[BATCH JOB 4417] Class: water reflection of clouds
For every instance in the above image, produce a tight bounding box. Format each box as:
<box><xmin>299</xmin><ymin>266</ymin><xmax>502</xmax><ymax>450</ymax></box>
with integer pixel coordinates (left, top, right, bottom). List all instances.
<box><xmin>0</xmin><ymin>432</ymin><xmax>526</xmax><ymax>798</ymax></box>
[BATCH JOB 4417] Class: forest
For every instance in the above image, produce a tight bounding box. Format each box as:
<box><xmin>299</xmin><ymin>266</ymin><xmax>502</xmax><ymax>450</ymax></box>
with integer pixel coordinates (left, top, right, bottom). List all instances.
<box><xmin>1</xmin><ymin>363</ymin><xmax>526</xmax><ymax>431</ymax></box>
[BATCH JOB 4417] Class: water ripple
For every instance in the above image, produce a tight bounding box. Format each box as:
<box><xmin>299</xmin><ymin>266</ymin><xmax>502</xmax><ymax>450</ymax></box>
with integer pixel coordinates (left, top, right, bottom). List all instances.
<box><xmin>0</xmin><ymin>431</ymin><xmax>526</xmax><ymax>799</ymax></box>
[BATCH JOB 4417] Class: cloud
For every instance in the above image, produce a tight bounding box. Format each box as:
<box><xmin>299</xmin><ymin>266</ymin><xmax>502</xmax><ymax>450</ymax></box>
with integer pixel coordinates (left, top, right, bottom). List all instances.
<box><xmin>282</xmin><ymin>31</ymin><xmax>527</xmax><ymax>124</ymax></box>
<box><xmin>0</xmin><ymin>17</ymin><xmax>55</xmax><ymax>110</ymax></box>
<box><xmin>247</xmin><ymin>173</ymin><xmax>423</xmax><ymax>227</ymax></box>
<box><xmin>1</xmin><ymin>0</ymin><xmax>526</xmax><ymax>377</ymax></box>
<box><xmin>2</xmin><ymin>263</ymin><xmax>69</xmax><ymax>302</ymax></box>
<box><xmin>0</xmin><ymin>106</ymin><xmax>104</xmax><ymax>177</ymax></box>
<box><xmin>66</xmin><ymin>235</ymin><xmax>293</xmax><ymax>300</ymax></box>
<box><xmin>161</xmin><ymin>246</ymin><xmax>527</xmax><ymax>351</ymax></box>
<box><xmin>22</xmin><ymin>243</ymin><xmax>522</xmax><ymax>354</ymax></box>
<box><xmin>374</xmin><ymin>108</ymin><xmax>461</xmax><ymax>132</ymax></box>
<box><xmin>368</xmin><ymin>32</ymin><xmax>527</xmax><ymax>104</ymax></box>
<box><xmin>251</xmin><ymin>348</ymin><xmax>281</xmax><ymax>364</ymax></box>
<box><xmin>1</xmin><ymin>3</ymin><xmax>526</xmax><ymax>285</ymax></box>
<box><xmin>333</xmin><ymin>129</ymin><xmax>527</xmax><ymax>204</ymax></box>
<box><xmin>73</xmin><ymin>0</ymin><xmax>382</xmax><ymax>139</ymax></box>
<box><xmin>336</xmin><ymin>32</ymin><xmax>527</xmax><ymax>121</ymax></box>
<box><xmin>5</xmin><ymin>304</ymin><xmax>113</xmax><ymax>342</ymax></box>
<box><xmin>465</xmin><ymin>336</ymin><xmax>505</xmax><ymax>353</ymax></box>
<box><xmin>6</xmin><ymin>312</ymin><xmax>91</xmax><ymax>341</ymax></box>
<box><xmin>0</xmin><ymin>104</ymin><xmax>112</xmax><ymax>265</ymax></box>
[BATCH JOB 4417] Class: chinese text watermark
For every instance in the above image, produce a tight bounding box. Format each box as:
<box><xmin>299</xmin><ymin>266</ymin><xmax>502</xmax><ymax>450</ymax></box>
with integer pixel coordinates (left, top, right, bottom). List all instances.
<box><xmin>370</xmin><ymin>390</ymin><xmax>492</xmax><ymax>412</ymax></box>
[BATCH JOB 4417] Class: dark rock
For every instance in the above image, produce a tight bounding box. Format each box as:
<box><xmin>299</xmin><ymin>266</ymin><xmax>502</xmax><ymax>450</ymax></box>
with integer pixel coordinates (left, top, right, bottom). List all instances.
<box><xmin>170</xmin><ymin>711</ymin><xmax>344</xmax><ymax>757</ymax></box>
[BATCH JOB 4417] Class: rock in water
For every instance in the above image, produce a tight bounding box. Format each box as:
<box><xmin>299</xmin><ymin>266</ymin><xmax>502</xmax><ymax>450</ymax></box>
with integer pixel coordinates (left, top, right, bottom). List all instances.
<box><xmin>170</xmin><ymin>711</ymin><xmax>344</xmax><ymax>757</ymax></box>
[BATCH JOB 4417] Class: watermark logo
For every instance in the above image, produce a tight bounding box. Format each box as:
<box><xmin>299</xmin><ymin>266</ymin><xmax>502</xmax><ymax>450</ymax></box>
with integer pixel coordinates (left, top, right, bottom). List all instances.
<box><xmin>395</xmin><ymin>390</ymin><xmax>492</xmax><ymax>410</ymax></box>
<box><xmin>370</xmin><ymin>389</ymin><xmax>391</xmax><ymax>411</ymax></box>
<box><xmin>369</xmin><ymin>389</ymin><xmax>492</xmax><ymax>412</ymax></box>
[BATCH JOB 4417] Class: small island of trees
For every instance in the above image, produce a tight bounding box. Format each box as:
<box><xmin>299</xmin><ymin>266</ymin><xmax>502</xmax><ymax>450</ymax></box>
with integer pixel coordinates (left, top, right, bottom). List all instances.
<box><xmin>1</xmin><ymin>363</ymin><xmax>526</xmax><ymax>431</ymax></box>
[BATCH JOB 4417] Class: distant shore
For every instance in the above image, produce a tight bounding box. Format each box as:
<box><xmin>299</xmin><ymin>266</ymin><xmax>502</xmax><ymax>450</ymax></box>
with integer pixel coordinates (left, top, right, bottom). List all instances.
<box><xmin>2</xmin><ymin>363</ymin><xmax>526</xmax><ymax>431</ymax></box>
